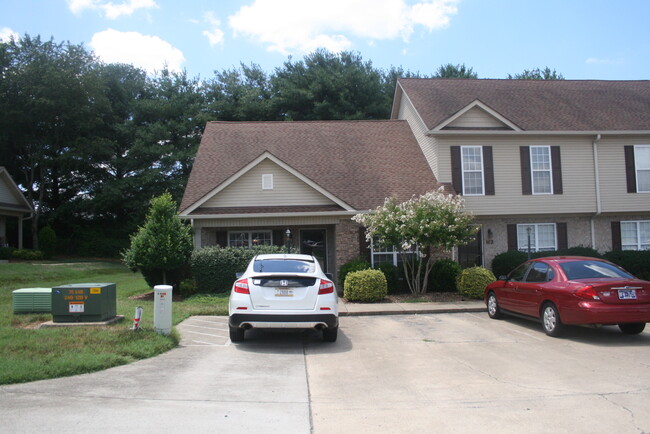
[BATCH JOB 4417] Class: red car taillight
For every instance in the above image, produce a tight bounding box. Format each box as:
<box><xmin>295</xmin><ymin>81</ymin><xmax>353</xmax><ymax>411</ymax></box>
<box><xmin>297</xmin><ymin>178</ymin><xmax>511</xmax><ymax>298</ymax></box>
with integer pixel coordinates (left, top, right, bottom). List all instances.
<box><xmin>234</xmin><ymin>278</ymin><xmax>250</xmax><ymax>294</ymax></box>
<box><xmin>318</xmin><ymin>279</ymin><xmax>334</xmax><ymax>295</ymax></box>
<box><xmin>575</xmin><ymin>285</ymin><xmax>600</xmax><ymax>300</ymax></box>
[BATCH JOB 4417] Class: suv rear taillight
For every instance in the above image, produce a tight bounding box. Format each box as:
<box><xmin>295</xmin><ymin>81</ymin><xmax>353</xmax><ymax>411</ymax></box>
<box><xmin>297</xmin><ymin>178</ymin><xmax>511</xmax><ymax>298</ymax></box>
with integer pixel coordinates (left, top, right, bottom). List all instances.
<box><xmin>234</xmin><ymin>278</ymin><xmax>250</xmax><ymax>294</ymax></box>
<box><xmin>318</xmin><ymin>279</ymin><xmax>334</xmax><ymax>295</ymax></box>
<box><xmin>575</xmin><ymin>285</ymin><xmax>600</xmax><ymax>300</ymax></box>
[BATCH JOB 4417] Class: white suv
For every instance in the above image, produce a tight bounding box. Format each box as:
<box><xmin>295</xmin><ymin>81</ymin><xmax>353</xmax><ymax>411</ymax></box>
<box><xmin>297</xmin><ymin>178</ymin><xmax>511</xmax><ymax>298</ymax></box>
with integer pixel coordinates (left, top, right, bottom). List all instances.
<box><xmin>228</xmin><ymin>254</ymin><xmax>339</xmax><ymax>342</ymax></box>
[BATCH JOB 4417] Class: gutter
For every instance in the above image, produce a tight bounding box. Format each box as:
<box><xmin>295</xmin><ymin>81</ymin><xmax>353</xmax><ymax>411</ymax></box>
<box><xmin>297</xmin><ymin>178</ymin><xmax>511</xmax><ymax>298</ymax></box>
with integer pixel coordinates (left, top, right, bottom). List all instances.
<box><xmin>591</xmin><ymin>134</ymin><xmax>602</xmax><ymax>249</ymax></box>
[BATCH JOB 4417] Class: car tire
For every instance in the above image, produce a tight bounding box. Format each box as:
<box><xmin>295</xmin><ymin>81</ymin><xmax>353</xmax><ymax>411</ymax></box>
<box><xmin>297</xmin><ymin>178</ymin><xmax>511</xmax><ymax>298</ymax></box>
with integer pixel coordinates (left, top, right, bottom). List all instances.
<box><xmin>542</xmin><ymin>303</ymin><xmax>564</xmax><ymax>337</ymax></box>
<box><xmin>322</xmin><ymin>326</ymin><xmax>338</xmax><ymax>342</ymax></box>
<box><xmin>487</xmin><ymin>292</ymin><xmax>503</xmax><ymax>319</ymax></box>
<box><xmin>618</xmin><ymin>322</ymin><xmax>646</xmax><ymax>335</ymax></box>
<box><xmin>229</xmin><ymin>325</ymin><xmax>245</xmax><ymax>342</ymax></box>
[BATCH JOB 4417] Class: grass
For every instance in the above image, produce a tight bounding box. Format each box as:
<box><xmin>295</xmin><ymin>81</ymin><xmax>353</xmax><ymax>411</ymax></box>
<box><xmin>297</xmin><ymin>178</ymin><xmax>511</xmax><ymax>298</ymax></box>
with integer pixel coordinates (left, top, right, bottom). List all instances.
<box><xmin>0</xmin><ymin>260</ymin><xmax>229</xmax><ymax>385</ymax></box>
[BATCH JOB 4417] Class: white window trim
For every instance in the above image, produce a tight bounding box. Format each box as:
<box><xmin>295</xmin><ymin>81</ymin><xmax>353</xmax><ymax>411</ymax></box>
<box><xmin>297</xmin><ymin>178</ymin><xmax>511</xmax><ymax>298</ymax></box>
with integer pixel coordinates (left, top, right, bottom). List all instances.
<box><xmin>530</xmin><ymin>145</ymin><xmax>553</xmax><ymax>195</ymax></box>
<box><xmin>461</xmin><ymin>145</ymin><xmax>485</xmax><ymax>196</ymax></box>
<box><xmin>262</xmin><ymin>174</ymin><xmax>274</xmax><ymax>190</ymax></box>
<box><xmin>621</xmin><ymin>220</ymin><xmax>650</xmax><ymax>251</ymax></box>
<box><xmin>634</xmin><ymin>145</ymin><xmax>650</xmax><ymax>193</ymax></box>
<box><xmin>370</xmin><ymin>238</ymin><xmax>416</xmax><ymax>267</ymax></box>
<box><xmin>517</xmin><ymin>223</ymin><xmax>557</xmax><ymax>252</ymax></box>
<box><xmin>228</xmin><ymin>230</ymin><xmax>273</xmax><ymax>248</ymax></box>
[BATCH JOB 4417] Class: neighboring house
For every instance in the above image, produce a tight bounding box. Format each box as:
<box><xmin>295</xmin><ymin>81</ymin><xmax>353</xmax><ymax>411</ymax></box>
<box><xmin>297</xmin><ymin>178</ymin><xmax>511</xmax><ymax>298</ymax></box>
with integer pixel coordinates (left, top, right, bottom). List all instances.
<box><xmin>179</xmin><ymin>120</ymin><xmax>440</xmax><ymax>280</ymax></box>
<box><xmin>392</xmin><ymin>79</ymin><xmax>650</xmax><ymax>268</ymax></box>
<box><xmin>0</xmin><ymin>167</ymin><xmax>33</xmax><ymax>249</ymax></box>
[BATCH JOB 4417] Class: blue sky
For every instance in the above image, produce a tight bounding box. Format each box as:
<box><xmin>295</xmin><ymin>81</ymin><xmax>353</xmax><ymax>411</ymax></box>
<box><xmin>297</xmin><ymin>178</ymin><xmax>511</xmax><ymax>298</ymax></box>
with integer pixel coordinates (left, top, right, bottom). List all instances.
<box><xmin>2</xmin><ymin>0</ymin><xmax>649</xmax><ymax>80</ymax></box>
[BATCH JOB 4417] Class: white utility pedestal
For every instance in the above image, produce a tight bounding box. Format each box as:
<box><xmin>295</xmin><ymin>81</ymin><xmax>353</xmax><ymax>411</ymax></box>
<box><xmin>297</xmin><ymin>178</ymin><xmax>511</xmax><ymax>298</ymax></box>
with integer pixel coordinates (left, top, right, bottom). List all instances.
<box><xmin>153</xmin><ymin>285</ymin><xmax>173</xmax><ymax>335</ymax></box>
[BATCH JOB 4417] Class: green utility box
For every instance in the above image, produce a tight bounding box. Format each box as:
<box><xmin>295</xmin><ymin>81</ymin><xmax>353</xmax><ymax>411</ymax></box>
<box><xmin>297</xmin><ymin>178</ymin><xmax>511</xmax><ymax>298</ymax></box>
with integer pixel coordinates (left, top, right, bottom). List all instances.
<box><xmin>13</xmin><ymin>288</ymin><xmax>52</xmax><ymax>313</ymax></box>
<box><xmin>51</xmin><ymin>283</ymin><xmax>117</xmax><ymax>323</ymax></box>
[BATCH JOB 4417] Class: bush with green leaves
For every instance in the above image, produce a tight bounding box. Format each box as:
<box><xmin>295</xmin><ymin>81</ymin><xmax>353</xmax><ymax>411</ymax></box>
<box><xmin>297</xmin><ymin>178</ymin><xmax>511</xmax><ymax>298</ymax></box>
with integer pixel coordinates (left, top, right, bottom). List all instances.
<box><xmin>122</xmin><ymin>193</ymin><xmax>193</xmax><ymax>289</ymax></box>
<box><xmin>38</xmin><ymin>225</ymin><xmax>57</xmax><ymax>259</ymax></box>
<box><xmin>491</xmin><ymin>251</ymin><xmax>527</xmax><ymax>278</ymax></box>
<box><xmin>11</xmin><ymin>249</ymin><xmax>44</xmax><ymax>260</ymax></box>
<box><xmin>456</xmin><ymin>266</ymin><xmax>496</xmax><ymax>299</ymax></box>
<box><xmin>0</xmin><ymin>247</ymin><xmax>14</xmax><ymax>260</ymax></box>
<box><xmin>429</xmin><ymin>258</ymin><xmax>462</xmax><ymax>292</ymax></box>
<box><xmin>375</xmin><ymin>262</ymin><xmax>399</xmax><ymax>294</ymax></box>
<box><xmin>344</xmin><ymin>269</ymin><xmax>387</xmax><ymax>302</ymax></box>
<box><xmin>604</xmin><ymin>250</ymin><xmax>650</xmax><ymax>281</ymax></box>
<box><xmin>191</xmin><ymin>245</ymin><xmax>284</xmax><ymax>293</ymax></box>
<box><xmin>338</xmin><ymin>257</ymin><xmax>370</xmax><ymax>287</ymax></box>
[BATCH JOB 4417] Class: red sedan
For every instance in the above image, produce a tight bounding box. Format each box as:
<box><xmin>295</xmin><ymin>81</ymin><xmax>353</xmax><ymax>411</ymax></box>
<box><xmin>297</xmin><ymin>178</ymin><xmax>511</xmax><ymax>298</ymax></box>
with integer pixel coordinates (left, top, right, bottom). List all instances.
<box><xmin>484</xmin><ymin>256</ymin><xmax>650</xmax><ymax>337</ymax></box>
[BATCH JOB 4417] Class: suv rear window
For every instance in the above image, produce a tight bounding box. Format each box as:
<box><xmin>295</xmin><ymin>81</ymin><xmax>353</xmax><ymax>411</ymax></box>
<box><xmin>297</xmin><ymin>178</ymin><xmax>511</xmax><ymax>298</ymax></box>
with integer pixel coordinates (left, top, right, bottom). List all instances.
<box><xmin>253</xmin><ymin>259</ymin><xmax>314</xmax><ymax>273</ymax></box>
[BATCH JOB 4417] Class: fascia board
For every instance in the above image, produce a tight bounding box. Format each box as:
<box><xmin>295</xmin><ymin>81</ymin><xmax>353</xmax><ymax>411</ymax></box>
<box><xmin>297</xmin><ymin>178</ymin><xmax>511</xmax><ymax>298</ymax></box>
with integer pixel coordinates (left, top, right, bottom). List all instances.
<box><xmin>179</xmin><ymin>210</ymin><xmax>359</xmax><ymax>219</ymax></box>
<box><xmin>428</xmin><ymin>130</ymin><xmax>650</xmax><ymax>136</ymax></box>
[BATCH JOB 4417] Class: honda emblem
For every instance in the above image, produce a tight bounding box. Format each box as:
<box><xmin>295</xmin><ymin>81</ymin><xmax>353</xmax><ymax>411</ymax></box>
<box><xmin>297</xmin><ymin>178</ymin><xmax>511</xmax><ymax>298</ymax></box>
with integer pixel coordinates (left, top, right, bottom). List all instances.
<box><xmin>280</xmin><ymin>280</ymin><xmax>289</xmax><ymax>287</ymax></box>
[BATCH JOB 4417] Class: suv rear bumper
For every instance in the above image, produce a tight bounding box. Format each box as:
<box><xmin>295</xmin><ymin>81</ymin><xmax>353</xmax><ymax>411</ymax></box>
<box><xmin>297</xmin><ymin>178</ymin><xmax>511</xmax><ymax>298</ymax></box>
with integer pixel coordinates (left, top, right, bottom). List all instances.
<box><xmin>230</xmin><ymin>313</ymin><xmax>338</xmax><ymax>329</ymax></box>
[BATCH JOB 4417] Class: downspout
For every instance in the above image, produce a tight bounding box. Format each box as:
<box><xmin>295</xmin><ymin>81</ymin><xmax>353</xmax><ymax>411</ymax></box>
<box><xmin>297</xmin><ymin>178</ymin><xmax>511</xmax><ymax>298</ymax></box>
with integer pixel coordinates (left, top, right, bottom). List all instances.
<box><xmin>590</xmin><ymin>134</ymin><xmax>602</xmax><ymax>249</ymax></box>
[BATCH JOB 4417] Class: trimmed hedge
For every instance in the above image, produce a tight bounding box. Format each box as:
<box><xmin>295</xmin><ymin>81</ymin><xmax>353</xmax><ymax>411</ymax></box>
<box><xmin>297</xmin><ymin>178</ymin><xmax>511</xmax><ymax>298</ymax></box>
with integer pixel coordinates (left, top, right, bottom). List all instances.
<box><xmin>191</xmin><ymin>245</ymin><xmax>284</xmax><ymax>293</ymax></box>
<box><xmin>429</xmin><ymin>258</ymin><xmax>461</xmax><ymax>292</ymax></box>
<box><xmin>375</xmin><ymin>262</ymin><xmax>399</xmax><ymax>294</ymax></box>
<box><xmin>456</xmin><ymin>266</ymin><xmax>496</xmax><ymax>299</ymax></box>
<box><xmin>344</xmin><ymin>269</ymin><xmax>387</xmax><ymax>302</ymax></box>
<box><xmin>0</xmin><ymin>246</ymin><xmax>14</xmax><ymax>260</ymax></box>
<box><xmin>11</xmin><ymin>249</ymin><xmax>44</xmax><ymax>260</ymax></box>
<box><xmin>491</xmin><ymin>247</ymin><xmax>603</xmax><ymax>278</ymax></box>
<box><xmin>604</xmin><ymin>250</ymin><xmax>650</xmax><ymax>281</ymax></box>
<box><xmin>338</xmin><ymin>257</ymin><xmax>370</xmax><ymax>287</ymax></box>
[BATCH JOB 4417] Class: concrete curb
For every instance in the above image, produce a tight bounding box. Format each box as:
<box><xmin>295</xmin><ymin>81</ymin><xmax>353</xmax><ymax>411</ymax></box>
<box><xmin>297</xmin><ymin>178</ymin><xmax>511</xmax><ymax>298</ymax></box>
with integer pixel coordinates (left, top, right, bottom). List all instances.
<box><xmin>338</xmin><ymin>301</ymin><xmax>486</xmax><ymax>317</ymax></box>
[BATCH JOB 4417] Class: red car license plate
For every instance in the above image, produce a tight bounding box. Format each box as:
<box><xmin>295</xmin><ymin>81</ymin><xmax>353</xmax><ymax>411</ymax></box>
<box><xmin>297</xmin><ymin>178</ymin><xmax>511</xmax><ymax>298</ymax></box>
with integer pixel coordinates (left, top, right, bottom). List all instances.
<box><xmin>275</xmin><ymin>288</ymin><xmax>293</xmax><ymax>297</ymax></box>
<box><xmin>618</xmin><ymin>289</ymin><xmax>637</xmax><ymax>300</ymax></box>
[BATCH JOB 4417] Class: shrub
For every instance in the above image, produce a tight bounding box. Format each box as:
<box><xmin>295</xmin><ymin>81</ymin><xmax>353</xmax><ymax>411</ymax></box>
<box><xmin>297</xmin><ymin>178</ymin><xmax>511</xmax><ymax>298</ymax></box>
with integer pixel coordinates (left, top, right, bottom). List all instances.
<box><xmin>603</xmin><ymin>250</ymin><xmax>650</xmax><ymax>280</ymax></box>
<box><xmin>456</xmin><ymin>266</ymin><xmax>496</xmax><ymax>299</ymax></box>
<box><xmin>537</xmin><ymin>246</ymin><xmax>602</xmax><ymax>259</ymax></box>
<box><xmin>38</xmin><ymin>225</ymin><xmax>57</xmax><ymax>259</ymax></box>
<box><xmin>491</xmin><ymin>251</ymin><xmax>527</xmax><ymax>278</ymax></box>
<box><xmin>0</xmin><ymin>246</ymin><xmax>14</xmax><ymax>260</ymax></box>
<box><xmin>11</xmin><ymin>249</ymin><xmax>44</xmax><ymax>260</ymax></box>
<box><xmin>344</xmin><ymin>269</ymin><xmax>387</xmax><ymax>302</ymax></box>
<box><xmin>338</xmin><ymin>257</ymin><xmax>370</xmax><ymax>287</ymax></box>
<box><xmin>179</xmin><ymin>278</ymin><xmax>198</xmax><ymax>298</ymax></box>
<box><xmin>375</xmin><ymin>262</ymin><xmax>399</xmax><ymax>294</ymax></box>
<box><xmin>191</xmin><ymin>245</ymin><xmax>284</xmax><ymax>293</ymax></box>
<box><xmin>429</xmin><ymin>258</ymin><xmax>461</xmax><ymax>292</ymax></box>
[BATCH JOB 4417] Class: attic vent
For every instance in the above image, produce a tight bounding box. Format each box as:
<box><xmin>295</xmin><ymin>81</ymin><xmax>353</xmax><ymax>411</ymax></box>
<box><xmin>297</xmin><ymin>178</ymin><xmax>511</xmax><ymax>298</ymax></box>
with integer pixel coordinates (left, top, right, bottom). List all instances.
<box><xmin>262</xmin><ymin>174</ymin><xmax>274</xmax><ymax>190</ymax></box>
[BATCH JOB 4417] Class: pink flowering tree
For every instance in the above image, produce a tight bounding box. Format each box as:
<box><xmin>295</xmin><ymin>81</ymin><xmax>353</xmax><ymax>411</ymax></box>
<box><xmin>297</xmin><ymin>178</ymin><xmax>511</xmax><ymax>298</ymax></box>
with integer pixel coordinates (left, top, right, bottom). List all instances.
<box><xmin>353</xmin><ymin>188</ymin><xmax>477</xmax><ymax>294</ymax></box>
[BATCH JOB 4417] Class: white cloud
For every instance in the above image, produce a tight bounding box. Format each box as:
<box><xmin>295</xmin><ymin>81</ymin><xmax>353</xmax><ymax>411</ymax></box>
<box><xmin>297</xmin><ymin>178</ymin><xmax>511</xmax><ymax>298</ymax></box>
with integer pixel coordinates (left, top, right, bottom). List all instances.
<box><xmin>0</xmin><ymin>27</ymin><xmax>19</xmax><ymax>42</ymax></box>
<box><xmin>202</xmin><ymin>11</ymin><xmax>225</xmax><ymax>46</ymax></box>
<box><xmin>89</xmin><ymin>29</ymin><xmax>185</xmax><ymax>73</ymax></box>
<box><xmin>228</xmin><ymin>0</ymin><xmax>459</xmax><ymax>54</ymax></box>
<box><xmin>67</xmin><ymin>0</ymin><xmax>158</xmax><ymax>19</ymax></box>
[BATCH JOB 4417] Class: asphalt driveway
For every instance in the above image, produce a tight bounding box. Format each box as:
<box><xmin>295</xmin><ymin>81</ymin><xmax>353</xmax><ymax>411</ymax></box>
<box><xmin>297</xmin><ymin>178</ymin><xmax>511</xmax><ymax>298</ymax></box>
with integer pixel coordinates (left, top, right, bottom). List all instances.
<box><xmin>2</xmin><ymin>313</ymin><xmax>649</xmax><ymax>433</ymax></box>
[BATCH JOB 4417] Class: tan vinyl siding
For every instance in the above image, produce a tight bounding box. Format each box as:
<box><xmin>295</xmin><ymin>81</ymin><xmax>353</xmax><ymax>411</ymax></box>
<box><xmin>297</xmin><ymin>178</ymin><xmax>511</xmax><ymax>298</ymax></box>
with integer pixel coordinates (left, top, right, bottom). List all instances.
<box><xmin>203</xmin><ymin>159</ymin><xmax>336</xmax><ymax>208</ymax></box>
<box><xmin>438</xmin><ymin>136</ymin><xmax>597</xmax><ymax>216</ymax></box>
<box><xmin>598</xmin><ymin>137</ymin><xmax>650</xmax><ymax>213</ymax></box>
<box><xmin>0</xmin><ymin>178</ymin><xmax>20</xmax><ymax>206</ymax></box>
<box><xmin>398</xmin><ymin>93</ymin><xmax>439</xmax><ymax>176</ymax></box>
<box><xmin>446</xmin><ymin>107</ymin><xmax>507</xmax><ymax>129</ymax></box>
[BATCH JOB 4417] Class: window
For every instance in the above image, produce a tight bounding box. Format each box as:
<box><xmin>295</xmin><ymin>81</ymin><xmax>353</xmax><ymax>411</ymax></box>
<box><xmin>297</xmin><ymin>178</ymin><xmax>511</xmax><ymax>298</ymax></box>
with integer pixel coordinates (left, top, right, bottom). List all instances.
<box><xmin>370</xmin><ymin>237</ymin><xmax>416</xmax><ymax>268</ymax></box>
<box><xmin>635</xmin><ymin>146</ymin><xmax>650</xmax><ymax>193</ymax></box>
<box><xmin>228</xmin><ymin>231</ymin><xmax>272</xmax><ymax>248</ymax></box>
<box><xmin>517</xmin><ymin>224</ymin><xmax>557</xmax><ymax>252</ymax></box>
<box><xmin>530</xmin><ymin>146</ymin><xmax>552</xmax><ymax>194</ymax></box>
<box><xmin>621</xmin><ymin>221</ymin><xmax>650</xmax><ymax>251</ymax></box>
<box><xmin>262</xmin><ymin>174</ymin><xmax>274</xmax><ymax>190</ymax></box>
<box><xmin>525</xmin><ymin>262</ymin><xmax>553</xmax><ymax>282</ymax></box>
<box><xmin>461</xmin><ymin>146</ymin><xmax>484</xmax><ymax>195</ymax></box>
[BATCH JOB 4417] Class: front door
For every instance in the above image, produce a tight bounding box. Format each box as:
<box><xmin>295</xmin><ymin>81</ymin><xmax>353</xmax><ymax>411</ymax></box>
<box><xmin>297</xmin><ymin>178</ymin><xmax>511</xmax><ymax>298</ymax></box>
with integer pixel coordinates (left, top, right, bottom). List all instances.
<box><xmin>300</xmin><ymin>229</ymin><xmax>327</xmax><ymax>272</ymax></box>
<box><xmin>458</xmin><ymin>227</ymin><xmax>483</xmax><ymax>268</ymax></box>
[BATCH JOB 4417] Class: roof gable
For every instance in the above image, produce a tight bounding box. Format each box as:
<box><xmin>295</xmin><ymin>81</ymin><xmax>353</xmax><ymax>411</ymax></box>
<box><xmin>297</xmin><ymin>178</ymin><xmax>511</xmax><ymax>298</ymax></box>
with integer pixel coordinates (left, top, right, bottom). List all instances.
<box><xmin>436</xmin><ymin>100</ymin><xmax>519</xmax><ymax>131</ymax></box>
<box><xmin>0</xmin><ymin>167</ymin><xmax>32</xmax><ymax>214</ymax></box>
<box><xmin>395</xmin><ymin>79</ymin><xmax>650</xmax><ymax>132</ymax></box>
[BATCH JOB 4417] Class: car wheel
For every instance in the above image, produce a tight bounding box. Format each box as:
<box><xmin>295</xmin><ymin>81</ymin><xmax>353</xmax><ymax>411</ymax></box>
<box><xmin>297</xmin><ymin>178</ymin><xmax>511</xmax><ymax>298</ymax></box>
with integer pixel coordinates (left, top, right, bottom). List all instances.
<box><xmin>229</xmin><ymin>325</ymin><xmax>245</xmax><ymax>342</ymax></box>
<box><xmin>542</xmin><ymin>303</ymin><xmax>564</xmax><ymax>337</ymax></box>
<box><xmin>322</xmin><ymin>326</ymin><xmax>338</xmax><ymax>342</ymax></box>
<box><xmin>487</xmin><ymin>292</ymin><xmax>503</xmax><ymax>319</ymax></box>
<box><xmin>618</xmin><ymin>322</ymin><xmax>646</xmax><ymax>335</ymax></box>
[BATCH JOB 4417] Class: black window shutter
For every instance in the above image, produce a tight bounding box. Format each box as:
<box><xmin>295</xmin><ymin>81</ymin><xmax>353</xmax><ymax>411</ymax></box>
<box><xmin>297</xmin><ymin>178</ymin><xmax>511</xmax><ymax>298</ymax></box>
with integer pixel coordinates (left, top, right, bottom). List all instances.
<box><xmin>551</xmin><ymin>146</ymin><xmax>563</xmax><ymax>194</ymax></box>
<box><xmin>507</xmin><ymin>224</ymin><xmax>518</xmax><ymax>251</ymax></box>
<box><xmin>216</xmin><ymin>230</ymin><xmax>227</xmax><ymax>247</ymax></box>
<box><xmin>483</xmin><ymin>146</ymin><xmax>495</xmax><ymax>195</ymax></box>
<box><xmin>450</xmin><ymin>146</ymin><xmax>463</xmax><ymax>195</ymax></box>
<box><xmin>611</xmin><ymin>221</ymin><xmax>622</xmax><ymax>251</ymax></box>
<box><xmin>624</xmin><ymin>146</ymin><xmax>637</xmax><ymax>193</ymax></box>
<box><xmin>273</xmin><ymin>229</ymin><xmax>284</xmax><ymax>247</ymax></box>
<box><xmin>556</xmin><ymin>222</ymin><xmax>568</xmax><ymax>250</ymax></box>
<box><xmin>520</xmin><ymin>146</ymin><xmax>532</xmax><ymax>195</ymax></box>
<box><xmin>359</xmin><ymin>227</ymin><xmax>371</xmax><ymax>262</ymax></box>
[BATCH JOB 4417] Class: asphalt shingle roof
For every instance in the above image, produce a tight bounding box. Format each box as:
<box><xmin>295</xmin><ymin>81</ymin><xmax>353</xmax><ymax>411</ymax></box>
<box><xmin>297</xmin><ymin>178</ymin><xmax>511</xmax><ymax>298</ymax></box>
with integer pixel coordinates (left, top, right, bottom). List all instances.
<box><xmin>180</xmin><ymin>120</ymin><xmax>440</xmax><ymax>213</ymax></box>
<box><xmin>395</xmin><ymin>79</ymin><xmax>650</xmax><ymax>131</ymax></box>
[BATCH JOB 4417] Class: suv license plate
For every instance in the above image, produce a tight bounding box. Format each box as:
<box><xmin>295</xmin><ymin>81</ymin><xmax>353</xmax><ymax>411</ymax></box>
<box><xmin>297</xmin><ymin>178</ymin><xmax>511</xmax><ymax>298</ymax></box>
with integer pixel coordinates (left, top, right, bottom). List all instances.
<box><xmin>618</xmin><ymin>289</ymin><xmax>637</xmax><ymax>300</ymax></box>
<box><xmin>275</xmin><ymin>288</ymin><xmax>293</xmax><ymax>297</ymax></box>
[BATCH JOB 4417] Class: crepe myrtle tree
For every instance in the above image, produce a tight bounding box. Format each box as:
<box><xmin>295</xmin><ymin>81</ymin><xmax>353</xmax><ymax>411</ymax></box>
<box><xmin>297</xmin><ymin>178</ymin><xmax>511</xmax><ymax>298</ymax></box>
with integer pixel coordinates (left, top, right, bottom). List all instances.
<box><xmin>353</xmin><ymin>188</ymin><xmax>477</xmax><ymax>294</ymax></box>
<box><xmin>122</xmin><ymin>192</ymin><xmax>193</xmax><ymax>288</ymax></box>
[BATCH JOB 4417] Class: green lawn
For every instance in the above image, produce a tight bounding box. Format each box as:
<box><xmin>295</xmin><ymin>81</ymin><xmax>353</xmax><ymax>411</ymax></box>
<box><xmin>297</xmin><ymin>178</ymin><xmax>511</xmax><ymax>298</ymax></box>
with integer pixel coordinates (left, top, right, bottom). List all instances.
<box><xmin>0</xmin><ymin>261</ymin><xmax>228</xmax><ymax>385</ymax></box>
